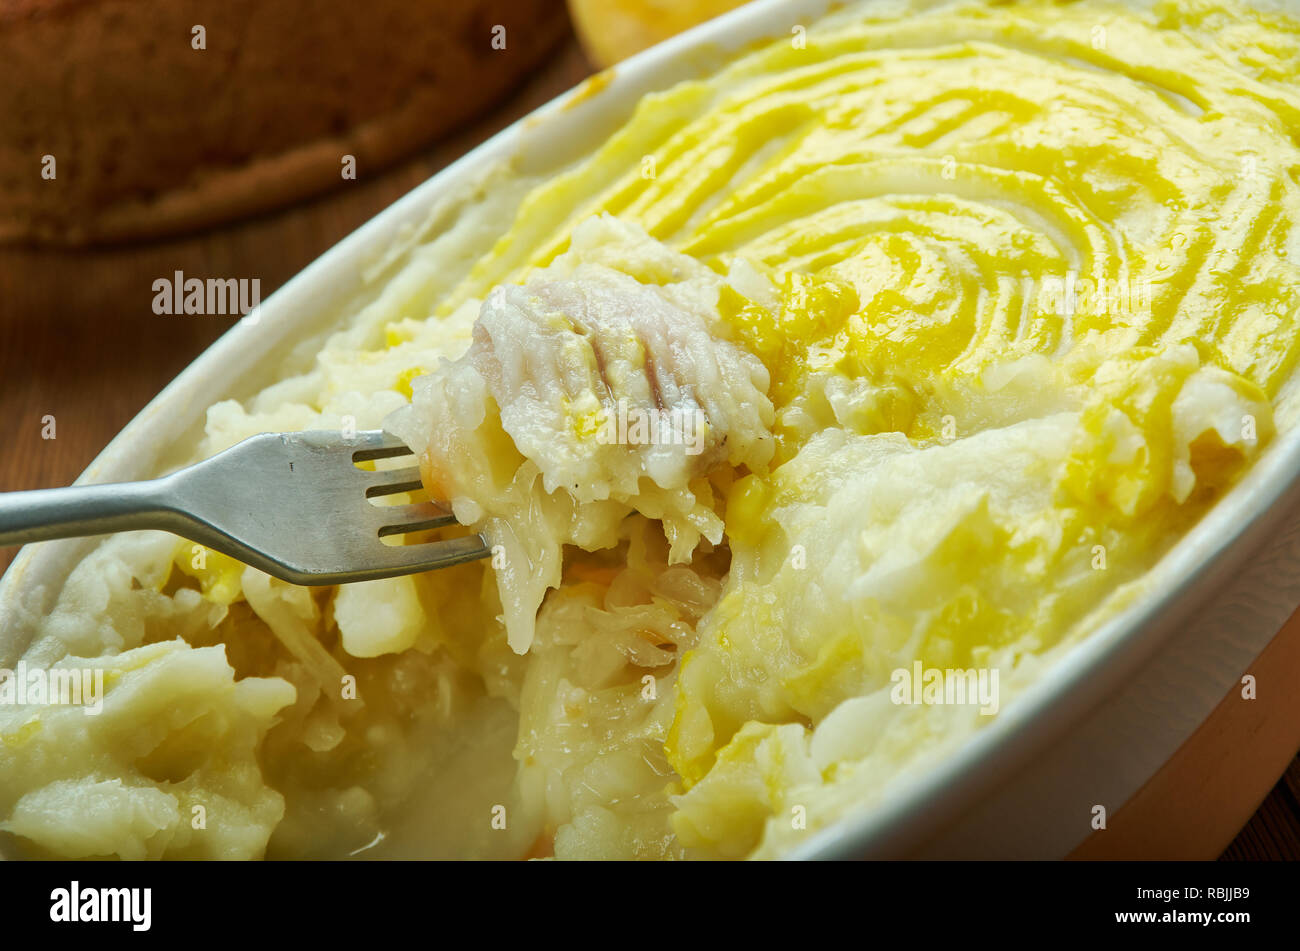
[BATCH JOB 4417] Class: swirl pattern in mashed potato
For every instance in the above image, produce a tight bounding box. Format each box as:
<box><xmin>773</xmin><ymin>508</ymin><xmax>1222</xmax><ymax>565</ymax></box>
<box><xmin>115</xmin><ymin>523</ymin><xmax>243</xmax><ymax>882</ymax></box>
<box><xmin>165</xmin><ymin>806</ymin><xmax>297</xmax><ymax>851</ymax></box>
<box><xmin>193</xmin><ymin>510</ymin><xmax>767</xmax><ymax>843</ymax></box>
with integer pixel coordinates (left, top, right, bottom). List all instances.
<box><xmin>3</xmin><ymin>0</ymin><xmax>1300</xmax><ymax>860</ymax></box>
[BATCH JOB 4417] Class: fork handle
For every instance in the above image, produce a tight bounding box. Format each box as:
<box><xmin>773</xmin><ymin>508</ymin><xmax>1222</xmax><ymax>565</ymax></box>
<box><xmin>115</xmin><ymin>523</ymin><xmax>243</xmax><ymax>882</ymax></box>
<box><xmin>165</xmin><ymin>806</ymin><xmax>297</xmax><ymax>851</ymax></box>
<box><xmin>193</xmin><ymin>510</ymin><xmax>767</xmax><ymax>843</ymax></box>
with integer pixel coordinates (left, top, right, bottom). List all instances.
<box><xmin>0</xmin><ymin>477</ymin><xmax>183</xmax><ymax>548</ymax></box>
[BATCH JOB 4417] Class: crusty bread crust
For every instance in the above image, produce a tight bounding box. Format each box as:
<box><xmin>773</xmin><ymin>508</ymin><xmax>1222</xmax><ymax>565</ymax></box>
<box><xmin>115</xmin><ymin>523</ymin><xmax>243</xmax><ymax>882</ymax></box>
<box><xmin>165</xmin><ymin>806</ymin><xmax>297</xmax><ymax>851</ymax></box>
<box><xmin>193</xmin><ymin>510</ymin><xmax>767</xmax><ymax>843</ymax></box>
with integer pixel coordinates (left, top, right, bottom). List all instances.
<box><xmin>0</xmin><ymin>0</ymin><xmax>568</xmax><ymax>245</ymax></box>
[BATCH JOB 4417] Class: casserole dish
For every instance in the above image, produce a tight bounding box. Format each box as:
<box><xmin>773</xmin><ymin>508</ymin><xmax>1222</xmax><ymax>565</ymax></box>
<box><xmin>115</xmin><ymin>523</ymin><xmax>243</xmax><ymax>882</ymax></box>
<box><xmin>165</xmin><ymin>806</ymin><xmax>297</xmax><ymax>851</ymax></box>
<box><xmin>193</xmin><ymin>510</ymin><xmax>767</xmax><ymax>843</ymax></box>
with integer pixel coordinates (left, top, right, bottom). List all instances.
<box><xmin>3</xmin><ymin>0</ymin><xmax>1300</xmax><ymax>859</ymax></box>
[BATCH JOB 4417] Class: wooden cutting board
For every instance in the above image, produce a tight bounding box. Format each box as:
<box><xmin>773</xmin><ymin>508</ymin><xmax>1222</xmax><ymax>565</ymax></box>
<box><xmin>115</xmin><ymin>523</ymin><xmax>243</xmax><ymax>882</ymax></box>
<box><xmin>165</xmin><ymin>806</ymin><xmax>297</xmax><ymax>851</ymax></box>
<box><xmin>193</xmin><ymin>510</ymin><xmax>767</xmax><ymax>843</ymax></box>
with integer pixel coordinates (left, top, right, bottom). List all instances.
<box><xmin>0</xmin><ymin>37</ymin><xmax>1295</xmax><ymax>861</ymax></box>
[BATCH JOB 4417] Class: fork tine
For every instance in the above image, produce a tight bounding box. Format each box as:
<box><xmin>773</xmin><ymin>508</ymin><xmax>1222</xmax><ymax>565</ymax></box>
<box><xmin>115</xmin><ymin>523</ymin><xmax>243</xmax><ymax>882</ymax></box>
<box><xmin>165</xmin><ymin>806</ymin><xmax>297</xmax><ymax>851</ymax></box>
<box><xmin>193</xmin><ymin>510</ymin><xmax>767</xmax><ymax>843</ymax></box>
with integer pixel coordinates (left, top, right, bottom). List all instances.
<box><xmin>351</xmin><ymin>430</ymin><xmax>415</xmax><ymax>463</ymax></box>
<box><xmin>364</xmin><ymin>466</ymin><xmax>425</xmax><ymax>498</ymax></box>
<box><xmin>373</xmin><ymin>501</ymin><xmax>460</xmax><ymax>536</ymax></box>
<box><xmin>281</xmin><ymin>533</ymin><xmax>492</xmax><ymax>584</ymax></box>
<box><xmin>368</xmin><ymin>533</ymin><xmax>492</xmax><ymax>572</ymax></box>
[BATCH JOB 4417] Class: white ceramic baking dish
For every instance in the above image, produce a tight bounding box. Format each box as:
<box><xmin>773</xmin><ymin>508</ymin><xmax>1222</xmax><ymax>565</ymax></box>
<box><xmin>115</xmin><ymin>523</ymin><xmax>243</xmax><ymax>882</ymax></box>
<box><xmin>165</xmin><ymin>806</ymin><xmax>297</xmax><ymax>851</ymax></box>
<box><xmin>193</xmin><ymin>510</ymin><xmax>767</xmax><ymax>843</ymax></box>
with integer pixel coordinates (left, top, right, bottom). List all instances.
<box><xmin>3</xmin><ymin>0</ymin><xmax>1299</xmax><ymax>859</ymax></box>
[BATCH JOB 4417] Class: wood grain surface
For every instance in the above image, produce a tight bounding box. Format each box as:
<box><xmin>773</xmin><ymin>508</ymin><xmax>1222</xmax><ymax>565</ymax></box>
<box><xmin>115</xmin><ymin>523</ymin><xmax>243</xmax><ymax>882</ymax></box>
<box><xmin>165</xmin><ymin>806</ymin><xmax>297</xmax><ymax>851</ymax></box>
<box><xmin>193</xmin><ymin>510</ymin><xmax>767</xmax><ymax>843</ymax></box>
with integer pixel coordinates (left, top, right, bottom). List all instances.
<box><xmin>0</xmin><ymin>38</ymin><xmax>1295</xmax><ymax>861</ymax></box>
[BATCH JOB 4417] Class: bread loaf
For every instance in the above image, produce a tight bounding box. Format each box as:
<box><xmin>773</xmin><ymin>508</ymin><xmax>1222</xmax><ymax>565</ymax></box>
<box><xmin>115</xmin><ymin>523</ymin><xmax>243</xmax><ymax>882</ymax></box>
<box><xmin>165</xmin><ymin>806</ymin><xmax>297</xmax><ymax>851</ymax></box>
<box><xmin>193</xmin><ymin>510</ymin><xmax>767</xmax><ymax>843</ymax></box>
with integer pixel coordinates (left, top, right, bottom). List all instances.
<box><xmin>0</xmin><ymin>0</ymin><xmax>569</xmax><ymax>244</ymax></box>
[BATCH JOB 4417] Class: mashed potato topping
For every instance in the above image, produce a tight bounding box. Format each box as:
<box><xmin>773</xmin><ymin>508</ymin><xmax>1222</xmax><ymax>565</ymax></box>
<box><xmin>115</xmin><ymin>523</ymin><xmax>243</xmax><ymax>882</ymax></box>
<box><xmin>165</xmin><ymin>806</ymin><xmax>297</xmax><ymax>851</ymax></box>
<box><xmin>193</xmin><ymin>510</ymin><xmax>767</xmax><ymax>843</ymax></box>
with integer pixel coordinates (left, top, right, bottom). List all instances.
<box><xmin>3</xmin><ymin>0</ymin><xmax>1300</xmax><ymax>860</ymax></box>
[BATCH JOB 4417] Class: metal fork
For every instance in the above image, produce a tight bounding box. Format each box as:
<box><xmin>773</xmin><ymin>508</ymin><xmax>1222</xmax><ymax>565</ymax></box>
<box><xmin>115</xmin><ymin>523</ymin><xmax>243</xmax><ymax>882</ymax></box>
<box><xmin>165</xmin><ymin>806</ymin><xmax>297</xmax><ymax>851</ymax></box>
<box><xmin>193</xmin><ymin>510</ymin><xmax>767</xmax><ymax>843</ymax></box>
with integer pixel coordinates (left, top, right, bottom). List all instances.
<box><xmin>0</xmin><ymin>430</ymin><xmax>490</xmax><ymax>585</ymax></box>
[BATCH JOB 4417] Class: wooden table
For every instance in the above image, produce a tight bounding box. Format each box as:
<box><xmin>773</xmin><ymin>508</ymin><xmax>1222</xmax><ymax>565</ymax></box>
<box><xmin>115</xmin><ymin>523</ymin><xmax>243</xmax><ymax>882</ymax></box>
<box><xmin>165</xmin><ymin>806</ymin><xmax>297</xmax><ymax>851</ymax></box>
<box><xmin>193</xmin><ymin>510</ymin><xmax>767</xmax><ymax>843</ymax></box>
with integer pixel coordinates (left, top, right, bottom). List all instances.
<box><xmin>1</xmin><ymin>39</ymin><xmax>1296</xmax><ymax>861</ymax></box>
